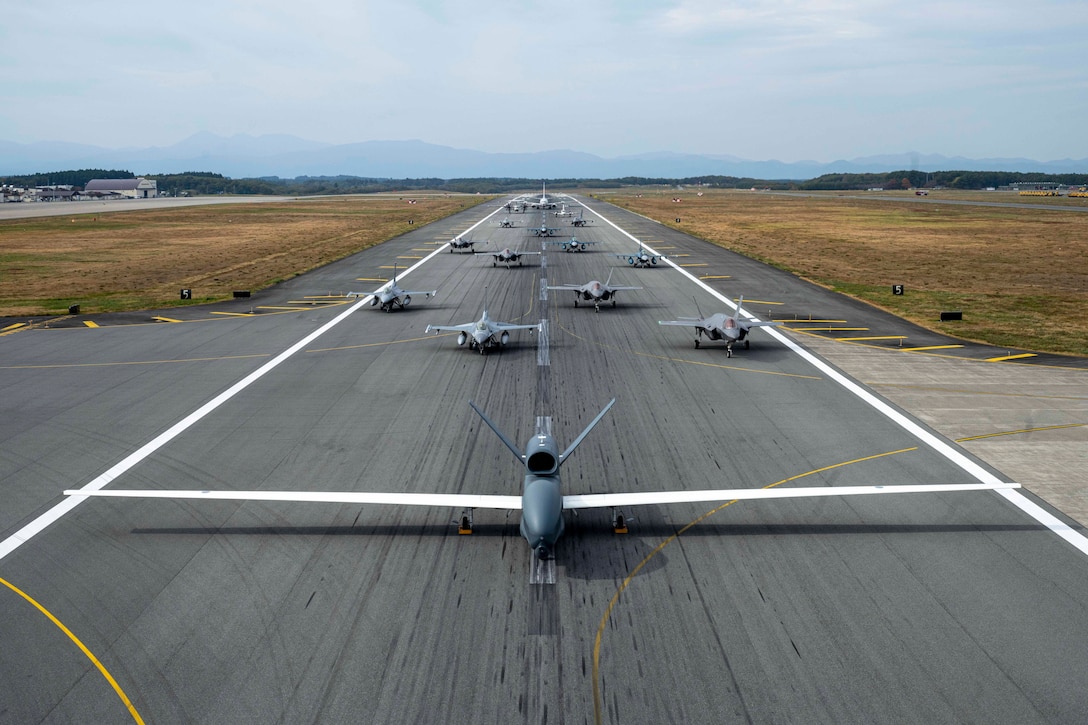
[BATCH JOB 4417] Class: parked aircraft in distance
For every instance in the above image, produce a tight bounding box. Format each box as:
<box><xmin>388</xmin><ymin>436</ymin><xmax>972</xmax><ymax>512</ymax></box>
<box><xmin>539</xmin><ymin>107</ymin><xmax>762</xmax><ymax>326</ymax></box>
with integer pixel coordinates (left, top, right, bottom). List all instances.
<box><xmin>548</xmin><ymin>270</ymin><xmax>641</xmax><ymax>312</ymax></box>
<box><xmin>476</xmin><ymin>245</ymin><xmax>542</xmax><ymax>267</ymax></box>
<box><xmin>448</xmin><ymin>236</ymin><xmax>479</xmax><ymax>253</ymax></box>
<box><xmin>553</xmin><ymin>204</ymin><xmax>579</xmax><ymax>218</ymax></box>
<box><xmin>546</xmin><ymin>236</ymin><xmax>595</xmax><ymax>253</ymax></box>
<box><xmin>352</xmin><ymin>264</ymin><xmax>436</xmax><ymax>312</ymax></box>
<box><xmin>425</xmin><ymin>307</ymin><xmax>539</xmax><ymax>354</ymax></box>
<box><xmin>616</xmin><ymin>243</ymin><xmax>666</xmax><ymax>268</ymax></box>
<box><xmin>527</xmin><ymin>182</ymin><xmax>557</xmax><ymax>210</ymax></box>
<box><xmin>66</xmin><ymin>398</ymin><xmax>1019</xmax><ymax>562</ymax></box>
<box><xmin>658</xmin><ymin>295</ymin><xmax>778</xmax><ymax>356</ymax></box>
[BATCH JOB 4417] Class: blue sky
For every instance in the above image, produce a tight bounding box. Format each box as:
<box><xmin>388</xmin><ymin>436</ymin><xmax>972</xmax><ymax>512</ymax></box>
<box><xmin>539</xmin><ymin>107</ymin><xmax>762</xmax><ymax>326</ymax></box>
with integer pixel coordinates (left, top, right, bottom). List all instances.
<box><xmin>2</xmin><ymin>0</ymin><xmax>1086</xmax><ymax>161</ymax></box>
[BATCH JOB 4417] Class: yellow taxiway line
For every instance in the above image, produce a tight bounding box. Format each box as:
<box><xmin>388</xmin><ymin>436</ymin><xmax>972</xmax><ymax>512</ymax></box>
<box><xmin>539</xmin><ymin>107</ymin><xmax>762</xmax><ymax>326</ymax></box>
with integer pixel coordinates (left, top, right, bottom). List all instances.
<box><xmin>985</xmin><ymin>352</ymin><xmax>1038</xmax><ymax>362</ymax></box>
<box><xmin>1</xmin><ymin>576</ymin><xmax>145</xmax><ymax>724</ymax></box>
<box><xmin>837</xmin><ymin>335</ymin><xmax>907</xmax><ymax>342</ymax></box>
<box><xmin>152</xmin><ymin>316</ymin><xmax>183</xmax><ymax>323</ymax></box>
<box><xmin>82</xmin><ymin>320</ymin><xmax>100</xmax><ymax>328</ymax></box>
<box><xmin>901</xmin><ymin>344</ymin><xmax>964</xmax><ymax>352</ymax></box>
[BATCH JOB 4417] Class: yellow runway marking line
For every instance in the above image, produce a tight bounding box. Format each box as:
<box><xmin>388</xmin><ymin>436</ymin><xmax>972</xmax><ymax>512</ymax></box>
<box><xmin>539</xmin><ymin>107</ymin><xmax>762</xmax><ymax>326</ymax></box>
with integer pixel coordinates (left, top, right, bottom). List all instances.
<box><xmin>591</xmin><ymin>446</ymin><xmax>919</xmax><ymax>725</ymax></box>
<box><xmin>257</xmin><ymin>306</ymin><xmax>310</xmax><ymax>311</ymax></box>
<box><xmin>776</xmin><ymin>319</ymin><xmax>847</xmax><ymax>324</ymax></box>
<box><xmin>654</xmin><ymin>245</ymin><xmax>677</xmax><ymax>250</ymax></box>
<box><xmin>956</xmin><ymin>423</ymin><xmax>1086</xmax><ymax>442</ymax></box>
<box><xmin>397</xmin><ymin>255</ymin><xmax>424</xmax><ymax>259</ymax></box>
<box><xmin>901</xmin><ymin>344</ymin><xmax>964</xmax><ymax>352</ymax></box>
<box><xmin>738</xmin><ymin>299</ymin><xmax>784</xmax><ymax>306</ymax></box>
<box><xmin>355</xmin><ymin>277</ymin><xmax>388</xmax><ymax>282</ymax></box>
<box><xmin>985</xmin><ymin>352</ymin><xmax>1038</xmax><ymax>362</ymax></box>
<box><xmin>700</xmin><ymin>275</ymin><xmax>732</xmax><ymax>280</ymax></box>
<box><xmin>1</xmin><ymin>576</ymin><xmax>145</xmax><ymax>724</ymax></box>
<box><xmin>671</xmin><ymin>253</ymin><xmax>690</xmax><ymax>257</ymax></box>
<box><xmin>784</xmin><ymin>326</ymin><xmax>869</xmax><ymax>332</ymax></box>
<box><xmin>679</xmin><ymin>263</ymin><xmax>708</xmax><ymax>267</ymax></box>
<box><xmin>210</xmin><ymin>311</ymin><xmax>254</xmax><ymax>317</ymax></box>
<box><xmin>287</xmin><ymin>300</ymin><xmax>338</xmax><ymax>305</ymax></box>
<box><xmin>411</xmin><ymin>248</ymin><xmax>432</xmax><ymax>251</ymax></box>
<box><xmin>378</xmin><ymin>265</ymin><xmax>399</xmax><ymax>269</ymax></box>
<box><xmin>82</xmin><ymin>320</ymin><xmax>100</xmax><ymax>328</ymax></box>
<box><xmin>837</xmin><ymin>335</ymin><xmax>907</xmax><ymax>341</ymax></box>
<box><xmin>152</xmin><ymin>316</ymin><xmax>183</xmax><ymax>323</ymax></box>
<box><xmin>2</xmin><ymin>322</ymin><xmax>27</xmax><ymax>332</ymax></box>
<box><xmin>0</xmin><ymin>353</ymin><xmax>270</xmax><ymax>370</ymax></box>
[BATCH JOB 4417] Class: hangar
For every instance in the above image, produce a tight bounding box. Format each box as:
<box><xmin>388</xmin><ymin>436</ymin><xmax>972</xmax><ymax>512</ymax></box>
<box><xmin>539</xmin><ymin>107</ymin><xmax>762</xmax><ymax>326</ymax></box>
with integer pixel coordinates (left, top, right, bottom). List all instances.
<box><xmin>83</xmin><ymin>177</ymin><xmax>158</xmax><ymax>199</ymax></box>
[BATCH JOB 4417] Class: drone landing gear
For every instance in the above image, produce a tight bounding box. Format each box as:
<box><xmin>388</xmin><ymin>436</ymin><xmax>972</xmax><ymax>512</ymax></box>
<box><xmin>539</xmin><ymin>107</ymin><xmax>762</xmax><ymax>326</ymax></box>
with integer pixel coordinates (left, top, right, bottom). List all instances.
<box><xmin>612</xmin><ymin>509</ymin><xmax>629</xmax><ymax>534</ymax></box>
<box><xmin>456</xmin><ymin>508</ymin><xmax>474</xmax><ymax>535</ymax></box>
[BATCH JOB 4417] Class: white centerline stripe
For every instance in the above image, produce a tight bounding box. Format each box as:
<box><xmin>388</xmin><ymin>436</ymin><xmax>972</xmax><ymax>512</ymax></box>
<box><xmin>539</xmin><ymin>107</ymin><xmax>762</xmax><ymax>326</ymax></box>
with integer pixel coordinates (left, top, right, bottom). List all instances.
<box><xmin>0</xmin><ymin>202</ymin><xmax>510</xmax><ymax>562</ymax></box>
<box><xmin>576</xmin><ymin>197</ymin><xmax>1088</xmax><ymax>557</ymax></box>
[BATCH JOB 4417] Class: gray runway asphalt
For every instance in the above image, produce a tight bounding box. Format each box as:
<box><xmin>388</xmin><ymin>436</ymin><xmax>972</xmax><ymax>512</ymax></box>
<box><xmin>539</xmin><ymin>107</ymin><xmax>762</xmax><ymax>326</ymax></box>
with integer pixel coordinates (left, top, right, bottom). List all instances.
<box><xmin>2</xmin><ymin>196</ymin><xmax>1088</xmax><ymax>723</ymax></box>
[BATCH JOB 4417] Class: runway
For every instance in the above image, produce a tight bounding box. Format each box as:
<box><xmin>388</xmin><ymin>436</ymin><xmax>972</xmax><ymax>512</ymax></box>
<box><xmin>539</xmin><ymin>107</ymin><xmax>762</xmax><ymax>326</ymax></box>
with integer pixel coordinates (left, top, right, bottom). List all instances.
<box><xmin>2</xmin><ymin>195</ymin><xmax>1088</xmax><ymax>723</ymax></box>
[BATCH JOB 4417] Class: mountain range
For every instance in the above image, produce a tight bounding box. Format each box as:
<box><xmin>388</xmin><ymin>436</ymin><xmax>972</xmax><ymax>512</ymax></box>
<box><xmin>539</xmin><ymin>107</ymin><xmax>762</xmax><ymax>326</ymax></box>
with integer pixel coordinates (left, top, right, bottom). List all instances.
<box><xmin>2</xmin><ymin>133</ymin><xmax>1085</xmax><ymax>180</ymax></box>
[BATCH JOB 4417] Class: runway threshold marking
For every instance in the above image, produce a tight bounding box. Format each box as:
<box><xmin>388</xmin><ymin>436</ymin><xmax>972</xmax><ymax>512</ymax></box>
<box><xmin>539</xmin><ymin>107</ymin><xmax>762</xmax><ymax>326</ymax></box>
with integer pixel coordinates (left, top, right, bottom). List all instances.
<box><xmin>2</xmin><ymin>322</ymin><xmax>27</xmax><ymax>332</ymax></box>
<box><xmin>0</xmin><ymin>201</ymin><xmax>508</xmax><ymax>563</ymax></box>
<box><xmin>579</xmin><ymin>197</ymin><xmax>1088</xmax><ymax>551</ymax></box>
<box><xmin>83</xmin><ymin>320</ymin><xmax>100</xmax><ymax>328</ymax></box>
<box><xmin>0</xmin><ymin>576</ymin><xmax>145</xmax><ymax>724</ymax></box>
<box><xmin>591</xmin><ymin>446</ymin><xmax>918</xmax><ymax>725</ymax></box>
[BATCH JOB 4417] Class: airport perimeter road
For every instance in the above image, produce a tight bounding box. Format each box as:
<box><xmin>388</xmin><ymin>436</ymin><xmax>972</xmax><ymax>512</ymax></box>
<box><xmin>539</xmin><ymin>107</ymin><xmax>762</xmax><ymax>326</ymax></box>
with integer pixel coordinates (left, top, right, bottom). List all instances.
<box><xmin>2</xmin><ymin>196</ymin><xmax>1088</xmax><ymax>723</ymax></box>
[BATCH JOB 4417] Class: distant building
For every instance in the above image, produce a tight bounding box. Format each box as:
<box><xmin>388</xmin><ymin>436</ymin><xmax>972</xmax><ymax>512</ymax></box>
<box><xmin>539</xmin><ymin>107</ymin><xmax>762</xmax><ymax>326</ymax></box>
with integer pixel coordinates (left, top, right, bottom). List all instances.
<box><xmin>84</xmin><ymin>178</ymin><xmax>158</xmax><ymax>199</ymax></box>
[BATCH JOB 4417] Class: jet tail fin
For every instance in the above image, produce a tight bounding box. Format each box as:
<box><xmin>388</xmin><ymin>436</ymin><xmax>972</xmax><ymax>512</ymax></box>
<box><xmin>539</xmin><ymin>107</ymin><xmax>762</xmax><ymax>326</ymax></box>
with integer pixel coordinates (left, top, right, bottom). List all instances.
<box><xmin>469</xmin><ymin>401</ymin><xmax>525</xmax><ymax>464</ymax></box>
<box><xmin>559</xmin><ymin>399</ymin><xmax>616</xmax><ymax>464</ymax></box>
<box><xmin>733</xmin><ymin>294</ymin><xmax>743</xmax><ymax>319</ymax></box>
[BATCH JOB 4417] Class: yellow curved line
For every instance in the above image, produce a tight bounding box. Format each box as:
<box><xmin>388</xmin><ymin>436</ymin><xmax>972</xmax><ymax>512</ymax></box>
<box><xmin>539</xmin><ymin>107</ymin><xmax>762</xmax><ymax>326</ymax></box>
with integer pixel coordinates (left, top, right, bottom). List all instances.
<box><xmin>0</xmin><ymin>576</ymin><xmax>145</xmax><ymax>724</ymax></box>
<box><xmin>956</xmin><ymin>422</ymin><xmax>1086</xmax><ymax>442</ymax></box>
<box><xmin>591</xmin><ymin>445</ymin><xmax>919</xmax><ymax>725</ymax></box>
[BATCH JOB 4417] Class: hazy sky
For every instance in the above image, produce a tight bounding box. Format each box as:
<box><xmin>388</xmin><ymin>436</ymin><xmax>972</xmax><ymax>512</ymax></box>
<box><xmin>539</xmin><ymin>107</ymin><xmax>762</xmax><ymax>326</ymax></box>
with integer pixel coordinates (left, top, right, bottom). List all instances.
<box><xmin>3</xmin><ymin>1</ymin><xmax>1086</xmax><ymax>161</ymax></box>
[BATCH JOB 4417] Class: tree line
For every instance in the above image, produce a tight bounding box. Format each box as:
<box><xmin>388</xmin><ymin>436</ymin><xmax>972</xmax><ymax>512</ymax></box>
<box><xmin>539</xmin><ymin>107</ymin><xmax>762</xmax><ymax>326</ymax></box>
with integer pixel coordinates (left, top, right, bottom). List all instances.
<box><xmin>4</xmin><ymin>169</ymin><xmax>1086</xmax><ymax>195</ymax></box>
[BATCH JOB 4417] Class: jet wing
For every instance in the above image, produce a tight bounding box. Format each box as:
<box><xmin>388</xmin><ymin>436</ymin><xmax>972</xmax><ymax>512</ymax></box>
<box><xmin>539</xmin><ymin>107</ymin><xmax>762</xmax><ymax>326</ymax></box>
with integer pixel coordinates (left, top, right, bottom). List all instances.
<box><xmin>426</xmin><ymin>322</ymin><xmax>475</xmax><ymax>334</ymax></box>
<box><xmin>65</xmin><ymin>489</ymin><xmax>522</xmax><ymax>509</ymax></box>
<box><xmin>400</xmin><ymin>289</ymin><xmax>438</xmax><ymax>298</ymax></box>
<box><xmin>740</xmin><ymin>319</ymin><xmax>778</xmax><ymax>329</ymax></box>
<box><xmin>492</xmin><ymin>321</ymin><xmax>541</xmax><ymax>332</ymax></box>
<box><xmin>608</xmin><ymin>286</ymin><xmax>643</xmax><ymax>292</ymax></box>
<box><xmin>562</xmin><ymin>482</ymin><xmax>1018</xmax><ymax>509</ymax></box>
<box><xmin>658</xmin><ymin>318</ymin><xmax>703</xmax><ymax>326</ymax></box>
<box><xmin>546</xmin><ymin>284</ymin><xmax>583</xmax><ymax>290</ymax></box>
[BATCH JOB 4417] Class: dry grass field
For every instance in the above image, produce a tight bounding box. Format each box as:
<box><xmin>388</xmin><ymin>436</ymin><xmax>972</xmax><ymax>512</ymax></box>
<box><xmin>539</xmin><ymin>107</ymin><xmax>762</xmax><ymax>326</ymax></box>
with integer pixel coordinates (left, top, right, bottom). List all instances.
<box><xmin>0</xmin><ymin>195</ymin><xmax>486</xmax><ymax>317</ymax></box>
<box><xmin>600</xmin><ymin>189</ymin><xmax>1088</xmax><ymax>356</ymax></box>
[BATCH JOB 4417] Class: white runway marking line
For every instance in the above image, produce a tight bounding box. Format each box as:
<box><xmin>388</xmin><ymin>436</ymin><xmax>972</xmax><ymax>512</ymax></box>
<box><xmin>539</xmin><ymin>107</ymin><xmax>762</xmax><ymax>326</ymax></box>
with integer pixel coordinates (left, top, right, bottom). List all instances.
<box><xmin>0</xmin><ymin>203</ymin><xmax>511</xmax><ymax>563</ymax></box>
<box><xmin>537</xmin><ymin>319</ymin><xmax>550</xmax><ymax>367</ymax></box>
<box><xmin>576</xmin><ymin>197</ymin><xmax>1088</xmax><ymax>558</ymax></box>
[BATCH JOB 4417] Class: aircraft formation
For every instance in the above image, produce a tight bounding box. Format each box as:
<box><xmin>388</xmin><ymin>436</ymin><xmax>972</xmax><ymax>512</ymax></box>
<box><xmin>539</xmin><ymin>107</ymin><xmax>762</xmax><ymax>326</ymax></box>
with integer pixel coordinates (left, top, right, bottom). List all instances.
<box><xmin>66</xmin><ymin>190</ymin><xmax>1017</xmax><ymax>565</ymax></box>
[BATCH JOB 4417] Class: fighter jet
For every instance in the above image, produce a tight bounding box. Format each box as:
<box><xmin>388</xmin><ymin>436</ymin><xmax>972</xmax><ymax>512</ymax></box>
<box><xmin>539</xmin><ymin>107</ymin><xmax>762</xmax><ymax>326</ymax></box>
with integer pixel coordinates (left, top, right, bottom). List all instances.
<box><xmin>448</xmin><ymin>236</ymin><xmax>478</xmax><ymax>253</ymax></box>
<box><xmin>476</xmin><ymin>245</ymin><xmax>542</xmax><ymax>267</ymax></box>
<box><xmin>497</xmin><ymin>217</ymin><xmax>516</xmax><ymax>228</ymax></box>
<box><xmin>545</xmin><ymin>236</ymin><xmax>595</xmax><ymax>253</ymax></box>
<box><xmin>353</xmin><ymin>264</ymin><xmax>436</xmax><ymax>312</ymax></box>
<box><xmin>529</xmin><ymin>212</ymin><xmax>561</xmax><ymax>238</ymax></box>
<box><xmin>553</xmin><ymin>204</ymin><xmax>579</xmax><ymax>218</ymax></box>
<box><xmin>658</xmin><ymin>296</ymin><xmax>778</xmax><ymax>356</ymax></box>
<box><xmin>616</xmin><ymin>242</ymin><xmax>666</xmax><ymax>268</ymax></box>
<box><xmin>67</xmin><ymin>398</ymin><xmax>1019</xmax><ymax>562</ymax></box>
<box><xmin>548</xmin><ymin>270</ymin><xmax>641</xmax><ymax>312</ymax></box>
<box><xmin>425</xmin><ymin>307</ymin><xmax>539</xmax><ymax>354</ymax></box>
<box><xmin>570</xmin><ymin>209</ymin><xmax>592</xmax><ymax>227</ymax></box>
